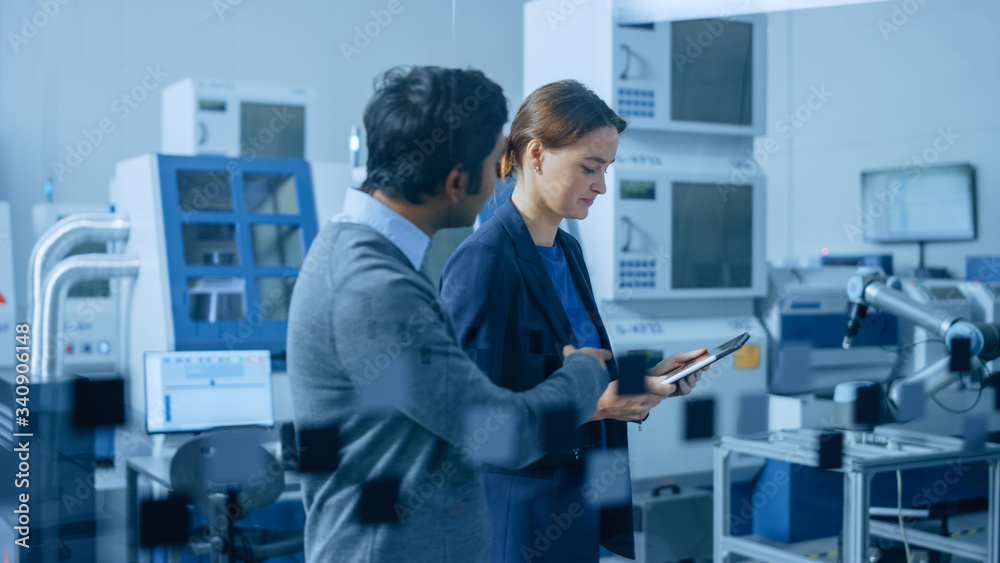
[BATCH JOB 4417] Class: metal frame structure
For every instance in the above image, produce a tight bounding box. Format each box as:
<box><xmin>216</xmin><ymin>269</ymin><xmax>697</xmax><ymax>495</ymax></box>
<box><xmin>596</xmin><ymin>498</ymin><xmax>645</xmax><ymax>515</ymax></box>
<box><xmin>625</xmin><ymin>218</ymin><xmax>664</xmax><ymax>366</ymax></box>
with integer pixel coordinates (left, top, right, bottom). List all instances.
<box><xmin>714</xmin><ymin>427</ymin><xmax>1000</xmax><ymax>562</ymax></box>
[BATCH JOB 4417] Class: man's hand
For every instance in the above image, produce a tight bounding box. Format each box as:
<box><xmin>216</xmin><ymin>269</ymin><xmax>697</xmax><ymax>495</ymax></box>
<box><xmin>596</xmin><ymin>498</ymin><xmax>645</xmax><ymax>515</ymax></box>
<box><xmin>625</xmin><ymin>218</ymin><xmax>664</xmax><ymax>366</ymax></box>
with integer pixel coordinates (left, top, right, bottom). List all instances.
<box><xmin>562</xmin><ymin>345</ymin><xmax>612</xmax><ymax>370</ymax></box>
<box><xmin>649</xmin><ymin>348</ymin><xmax>708</xmax><ymax>398</ymax></box>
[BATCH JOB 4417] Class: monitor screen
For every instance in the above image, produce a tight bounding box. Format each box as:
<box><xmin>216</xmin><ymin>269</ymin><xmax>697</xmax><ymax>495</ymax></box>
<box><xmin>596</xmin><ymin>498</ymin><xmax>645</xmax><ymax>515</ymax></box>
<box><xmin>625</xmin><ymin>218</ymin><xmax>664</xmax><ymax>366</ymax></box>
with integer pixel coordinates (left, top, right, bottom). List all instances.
<box><xmin>671</xmin><ymin>19</ymin><xmax>753</xmax><ymax>126</ymax></box>
<box><xmin>240</xmin><ymin>102</ymin><xmax>305</xmax><ymax>159</ymax></box>
<box><xmin>144</xmin><ymin>350</ymin><xmax>274</xmax><ymax>433</ymax></box>
<box><xmin>861</xmin><ymin>164</ymin><xmax>976</xmax><ymax>243</ymax></box>
<box><xmin>671</xmin><ymin>182</ymin><xmax>753</xmax><ymax>289</ymax></box>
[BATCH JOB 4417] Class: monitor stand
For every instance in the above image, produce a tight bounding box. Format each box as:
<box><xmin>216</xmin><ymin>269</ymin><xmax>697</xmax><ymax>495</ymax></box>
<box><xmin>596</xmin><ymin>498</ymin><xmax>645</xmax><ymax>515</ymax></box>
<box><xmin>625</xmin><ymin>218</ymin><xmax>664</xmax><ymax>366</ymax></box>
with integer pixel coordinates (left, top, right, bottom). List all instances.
<box><xmin>912</xmin><ymin>241</ymin><xmax>949</xmax><ymax>279</ymax></box>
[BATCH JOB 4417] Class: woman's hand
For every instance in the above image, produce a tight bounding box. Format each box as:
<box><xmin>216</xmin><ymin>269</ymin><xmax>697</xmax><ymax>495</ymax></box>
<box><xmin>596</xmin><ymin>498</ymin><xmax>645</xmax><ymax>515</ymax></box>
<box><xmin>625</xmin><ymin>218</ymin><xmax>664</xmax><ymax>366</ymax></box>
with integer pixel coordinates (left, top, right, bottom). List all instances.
<box><xmin>649</xmin><ymin>349</ymin><xmax>708</xmax><ymax>398</ymax></box>
<box><xmin>587</xmin><ymin>348</ymin><xmax>710</xmax><ymax>422</ymax></box>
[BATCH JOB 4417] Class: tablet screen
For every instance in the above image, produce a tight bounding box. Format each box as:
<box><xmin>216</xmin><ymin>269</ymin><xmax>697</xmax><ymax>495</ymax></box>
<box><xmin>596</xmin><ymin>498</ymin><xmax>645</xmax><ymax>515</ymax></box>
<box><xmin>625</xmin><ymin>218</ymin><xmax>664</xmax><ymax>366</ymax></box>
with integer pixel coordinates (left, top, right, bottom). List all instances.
<box><xmin>660</xmin><ymin>332</ymin><xmax>750</xmax><ymax>384</ymax></box>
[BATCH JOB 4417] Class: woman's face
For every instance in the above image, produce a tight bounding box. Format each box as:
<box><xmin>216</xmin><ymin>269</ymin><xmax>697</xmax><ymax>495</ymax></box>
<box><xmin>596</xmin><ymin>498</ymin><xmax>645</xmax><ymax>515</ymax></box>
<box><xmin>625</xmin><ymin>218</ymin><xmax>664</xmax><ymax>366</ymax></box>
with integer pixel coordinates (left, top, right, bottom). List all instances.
<box><xmin>533</xmin><ymin>125</ymin><xmax>619</xmax><ymax>221</ymax></box>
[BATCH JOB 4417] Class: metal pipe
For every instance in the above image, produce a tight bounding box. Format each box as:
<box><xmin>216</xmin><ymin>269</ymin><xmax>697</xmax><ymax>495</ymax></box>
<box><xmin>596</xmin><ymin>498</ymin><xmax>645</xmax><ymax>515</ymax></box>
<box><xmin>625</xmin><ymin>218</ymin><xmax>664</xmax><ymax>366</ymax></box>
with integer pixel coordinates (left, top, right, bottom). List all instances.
<box><xmin>33</xmin><ymin>254</ymin><xmax>139</xmax><ymax>382</ymax></box>
<box><xmin>27</xmin><ymin>213</ymin><xmax>130</xmax><ymax>334</ymax></box>
<box><xmin>864</xmin><ymin>282</ymin><xmax>956</xmax><ymax>339</ymax></box>
<box><xmin>117</xmin><ymin>275</ymin><xmax>136</xmax><ymax>380</ymax></box>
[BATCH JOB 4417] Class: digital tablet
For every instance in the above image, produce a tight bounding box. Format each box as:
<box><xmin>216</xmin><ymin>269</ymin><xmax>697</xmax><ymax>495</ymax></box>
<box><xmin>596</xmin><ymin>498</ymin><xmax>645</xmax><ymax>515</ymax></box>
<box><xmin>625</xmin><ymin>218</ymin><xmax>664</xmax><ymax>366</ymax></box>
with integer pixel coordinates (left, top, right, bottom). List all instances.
<box><xmin>660</xmin><ymin>332</ymin><xmax>751</xmax><ymax>385</ymax></box>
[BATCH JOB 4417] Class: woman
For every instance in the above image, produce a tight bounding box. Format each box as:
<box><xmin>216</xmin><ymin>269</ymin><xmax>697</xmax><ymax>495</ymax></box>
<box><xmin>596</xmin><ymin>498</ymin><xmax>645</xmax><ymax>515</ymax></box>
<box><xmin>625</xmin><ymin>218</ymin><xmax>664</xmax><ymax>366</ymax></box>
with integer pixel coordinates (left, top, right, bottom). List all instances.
<box><xmin>440</xmin><ymin>80</ymin><xmax>706</xmax><ymax>562</ymax></box>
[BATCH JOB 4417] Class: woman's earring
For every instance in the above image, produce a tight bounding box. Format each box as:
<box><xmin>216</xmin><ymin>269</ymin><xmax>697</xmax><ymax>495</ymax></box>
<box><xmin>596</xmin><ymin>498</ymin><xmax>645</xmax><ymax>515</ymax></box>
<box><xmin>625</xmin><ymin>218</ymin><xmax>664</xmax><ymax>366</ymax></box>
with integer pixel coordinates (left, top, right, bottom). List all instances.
<box><xmin>534</xmin><ymin>166</ymin><xmax>540</xmax><ymax>175</ymax></box>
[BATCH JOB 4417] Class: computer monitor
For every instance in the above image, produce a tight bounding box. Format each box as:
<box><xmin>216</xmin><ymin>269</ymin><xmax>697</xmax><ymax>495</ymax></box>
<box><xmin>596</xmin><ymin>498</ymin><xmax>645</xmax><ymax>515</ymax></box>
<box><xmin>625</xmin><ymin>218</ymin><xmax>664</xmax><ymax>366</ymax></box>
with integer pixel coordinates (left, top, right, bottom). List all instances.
<box><xmin>861</xmin><ymin>163</ymin><xmax>976</xmax><ymax>243</ymax></box>
<box><xmin>144</xmin><ymin>349</ymin><xmax>274</xmax><ymax>434</ymax></box>
<box><xmin>671</xmin><ymin>181</ymin><xmax>754</xmax><ymax>290</ymax></box>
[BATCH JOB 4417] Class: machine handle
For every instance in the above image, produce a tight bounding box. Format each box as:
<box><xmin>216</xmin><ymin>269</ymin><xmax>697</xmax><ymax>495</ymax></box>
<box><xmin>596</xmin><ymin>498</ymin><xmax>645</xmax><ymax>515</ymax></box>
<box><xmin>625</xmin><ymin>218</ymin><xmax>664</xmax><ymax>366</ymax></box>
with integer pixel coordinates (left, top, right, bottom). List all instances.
<box><xmin>651</xmin><ymin>483</ymin><xmax>681</xmax><ymax>497</ymax></box>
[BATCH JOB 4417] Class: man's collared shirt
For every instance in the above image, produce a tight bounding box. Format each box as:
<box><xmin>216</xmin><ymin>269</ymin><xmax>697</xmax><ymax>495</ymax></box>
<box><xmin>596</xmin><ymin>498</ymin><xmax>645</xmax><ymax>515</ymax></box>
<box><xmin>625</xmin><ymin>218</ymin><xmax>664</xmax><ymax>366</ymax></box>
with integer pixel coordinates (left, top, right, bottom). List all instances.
<box><xmin>333</xmin><ymin>188</ymin><xmax>432</xmax><ymax>271</ymax></box>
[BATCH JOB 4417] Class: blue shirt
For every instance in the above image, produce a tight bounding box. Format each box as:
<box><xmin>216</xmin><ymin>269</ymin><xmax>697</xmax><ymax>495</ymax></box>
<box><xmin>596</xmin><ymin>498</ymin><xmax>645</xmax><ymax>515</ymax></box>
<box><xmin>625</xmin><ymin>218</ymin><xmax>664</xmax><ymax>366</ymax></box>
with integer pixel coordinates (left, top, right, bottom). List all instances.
<box><xmin>537</xmin><ymin>242</ymin><xmax>609</xmax><ymax>450</ymax></box>
<box><xmin>536</xmin><ymin>242</ymin><xmax>601</xmax><ymax>349</ymax></box>
<box><xmin>333</xmin><ymin>188</ymin><xmax>431</xmax><ymax>271</ymax></box>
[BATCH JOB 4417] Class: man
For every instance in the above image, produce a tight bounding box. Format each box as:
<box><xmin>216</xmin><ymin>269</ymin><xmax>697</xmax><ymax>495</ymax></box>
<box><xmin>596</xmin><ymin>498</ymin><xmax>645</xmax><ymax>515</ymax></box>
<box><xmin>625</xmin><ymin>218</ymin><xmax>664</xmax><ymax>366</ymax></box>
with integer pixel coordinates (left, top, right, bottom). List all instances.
<box><xmin>286</xmin><ymin>66</ymin><xmax>613</xmax><ymax>563</ymax></box>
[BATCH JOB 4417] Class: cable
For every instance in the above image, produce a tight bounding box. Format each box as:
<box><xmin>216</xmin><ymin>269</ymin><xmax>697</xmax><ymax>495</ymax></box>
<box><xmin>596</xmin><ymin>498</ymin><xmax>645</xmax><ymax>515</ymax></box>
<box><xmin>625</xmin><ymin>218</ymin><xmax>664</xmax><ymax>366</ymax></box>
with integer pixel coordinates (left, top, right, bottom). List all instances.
<box><xmin>929</xmin><ymin>364</ymin><xmax>988</xmax><ymax>414</ymax></box>
<box><xmin>235</xmin><ymin>526</ymin><xmax>255</xmax><ymax>563</ymax></box>
<box><xmin>897</xmin><ymin>469</ymin><xmax>912</xmax><ymax>563</ymax></box>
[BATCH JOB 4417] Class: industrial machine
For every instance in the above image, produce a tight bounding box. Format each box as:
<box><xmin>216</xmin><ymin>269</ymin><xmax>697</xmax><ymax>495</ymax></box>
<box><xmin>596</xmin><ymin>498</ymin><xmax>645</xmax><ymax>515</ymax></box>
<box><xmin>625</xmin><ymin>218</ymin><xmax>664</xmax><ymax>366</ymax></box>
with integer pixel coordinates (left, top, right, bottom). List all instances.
<box><xmin>1</xmin><ymin>212</ymin><xmax>140</xmax><ymax>563</ymax></box>
<box><xmin>162</xmin><ymin>78</ymin><xmax>318</xmax><ymax>161</ymax></box>
<box><xmin>161</xmin><ymin>77</ymin><xmax>354</xmax><ymax>222</ymax></box>
<box><xmin>526</xmin><ymin>0</ymin><xmax>770</xmax><ymax>478</ymax></box>
<box><xmin>967</xmin><ymin>255</ymin><xmax>1000</xmax><ymax>283</ymax></box>
<box><xmin>108</xmin><ymin>153</ymin><xmax>320</xmax><ymax>423</ymax></box>
<box><xmin>899</xmin><ymin>278</ymin><xmax>975</xmax><ymax>374</ymax></box>
<box><xmin>842</xmin><ymin>269</ymin><xmax>1000</xmax><ymax>427</ymax></box>
<box><xmin>31</xmin><ymin>203</ymin><xmax>121</xmax><ymax>376</ymax></box>
<box><xmin>524</xmin><ymin>1</ymin><xmax>766</xmax><ymax>137</ymax></box>
<box><xmin>961</xmin><ymin>259</ymin><xmax>1000</xmax><ymax>375</ymax></box>
<box><xmin>712</xmin><ymin>269</ymin><xmax>1000</xmax><ymax>562</ymax></box>
<box><xmin>760</xmin><ymin>266</ymin><xmax>898</xmax><ymax>395</ymax></box>
<box><xmin>962</xmin><ymin>281</ymin><xmax>1000</xmax><ymax>326</ymax></box>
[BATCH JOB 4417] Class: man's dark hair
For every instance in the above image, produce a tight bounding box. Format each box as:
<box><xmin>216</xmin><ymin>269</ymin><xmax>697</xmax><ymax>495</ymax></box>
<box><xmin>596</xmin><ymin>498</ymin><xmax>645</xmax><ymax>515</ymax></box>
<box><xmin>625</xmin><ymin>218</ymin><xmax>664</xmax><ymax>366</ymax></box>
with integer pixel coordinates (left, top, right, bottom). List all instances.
<box><xmin>361</xmin><ymin>66</ymin><xmax>508</xmax><ymax>204</ymax></box>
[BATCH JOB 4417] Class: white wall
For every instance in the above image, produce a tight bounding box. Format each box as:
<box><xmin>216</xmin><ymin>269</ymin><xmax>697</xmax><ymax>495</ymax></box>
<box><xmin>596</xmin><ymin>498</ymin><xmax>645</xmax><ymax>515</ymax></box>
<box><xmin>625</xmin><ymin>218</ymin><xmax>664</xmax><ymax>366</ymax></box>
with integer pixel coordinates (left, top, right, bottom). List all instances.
<box><xmin>762</xmin><ymin>0</ymin><xmax>1000</xmax><ymax>276</ymax></box>
<box><xmin>4</xmin><ymin>0</ymin><xmax>998</xmax><ymax>316</ymax></box>
<box><xmin>0</xmin><ymin>0</ymin><xmax>525</xmax><ymax>315</ymax></box>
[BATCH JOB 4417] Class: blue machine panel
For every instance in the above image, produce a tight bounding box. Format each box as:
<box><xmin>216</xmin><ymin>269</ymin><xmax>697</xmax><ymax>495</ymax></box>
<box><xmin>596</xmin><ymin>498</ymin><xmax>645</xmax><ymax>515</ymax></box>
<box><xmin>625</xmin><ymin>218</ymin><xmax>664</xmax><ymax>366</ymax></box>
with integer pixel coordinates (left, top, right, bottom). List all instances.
<box><xmin>752</xmin><ymin>460</ymin><xmax>990</xmax><ymax>544</ymax></box>
<box><xmin>156</xmin><ymin>155</ymin><xmax>318</xmax><ymax>370</ymax></box>
<box><xmin>967</xmin><ymin>255</ymin><xmax>1000</xmax><ymax>282</ymax></box>
<box><xmin>820</xmin><ymin>253</ymin><xmax>894</xmax><ymax>275</ymax></box>
<box><xmin>780</xmin><ymin>313</ymin><xmax>898</xmax><ymax>350</ymax></box>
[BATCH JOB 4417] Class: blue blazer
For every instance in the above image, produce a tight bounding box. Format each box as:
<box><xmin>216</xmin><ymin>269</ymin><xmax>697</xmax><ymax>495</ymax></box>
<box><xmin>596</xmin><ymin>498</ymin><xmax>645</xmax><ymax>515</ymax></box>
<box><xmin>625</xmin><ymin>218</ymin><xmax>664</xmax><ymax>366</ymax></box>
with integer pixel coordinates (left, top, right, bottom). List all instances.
<box><xmin>440</xmin><ymin>198</ymin><xmax>635</xmax><ymax>559</ymax></box>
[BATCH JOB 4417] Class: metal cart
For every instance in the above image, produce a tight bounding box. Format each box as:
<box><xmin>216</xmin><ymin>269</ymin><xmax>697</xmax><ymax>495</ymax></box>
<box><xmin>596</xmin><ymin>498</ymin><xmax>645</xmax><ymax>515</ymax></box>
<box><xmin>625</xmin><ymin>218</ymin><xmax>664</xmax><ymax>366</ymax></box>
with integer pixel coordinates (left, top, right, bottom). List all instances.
<box><xmin>713</xmin><ymin>427</ymin><xmax>1000</xmax><ymax>562</ymax></box>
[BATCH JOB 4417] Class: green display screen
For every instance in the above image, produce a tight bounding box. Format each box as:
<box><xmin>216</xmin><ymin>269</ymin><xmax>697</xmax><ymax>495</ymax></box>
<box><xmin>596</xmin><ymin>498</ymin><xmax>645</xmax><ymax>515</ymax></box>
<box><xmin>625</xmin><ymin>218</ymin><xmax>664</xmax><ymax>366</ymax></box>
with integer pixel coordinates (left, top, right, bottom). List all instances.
<box><xmin>199</xmin><ymin>99</ymin><xmax>227</xmax><ymax>112</ymax></box>
<box><xmin>621</xmin><ymin>180</ymin><xmax>655</xmax><ymax>200</ymax></box>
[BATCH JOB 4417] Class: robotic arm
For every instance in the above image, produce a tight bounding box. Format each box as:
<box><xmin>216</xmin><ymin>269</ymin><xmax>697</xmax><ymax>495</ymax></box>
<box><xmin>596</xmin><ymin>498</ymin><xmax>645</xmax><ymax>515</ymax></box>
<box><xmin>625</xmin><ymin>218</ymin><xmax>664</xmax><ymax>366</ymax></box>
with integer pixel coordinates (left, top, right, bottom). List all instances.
<box><xmin>843</xmin><ymin>268</ymin><xmax>1000</xmax><ymax>423</ymax></box>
